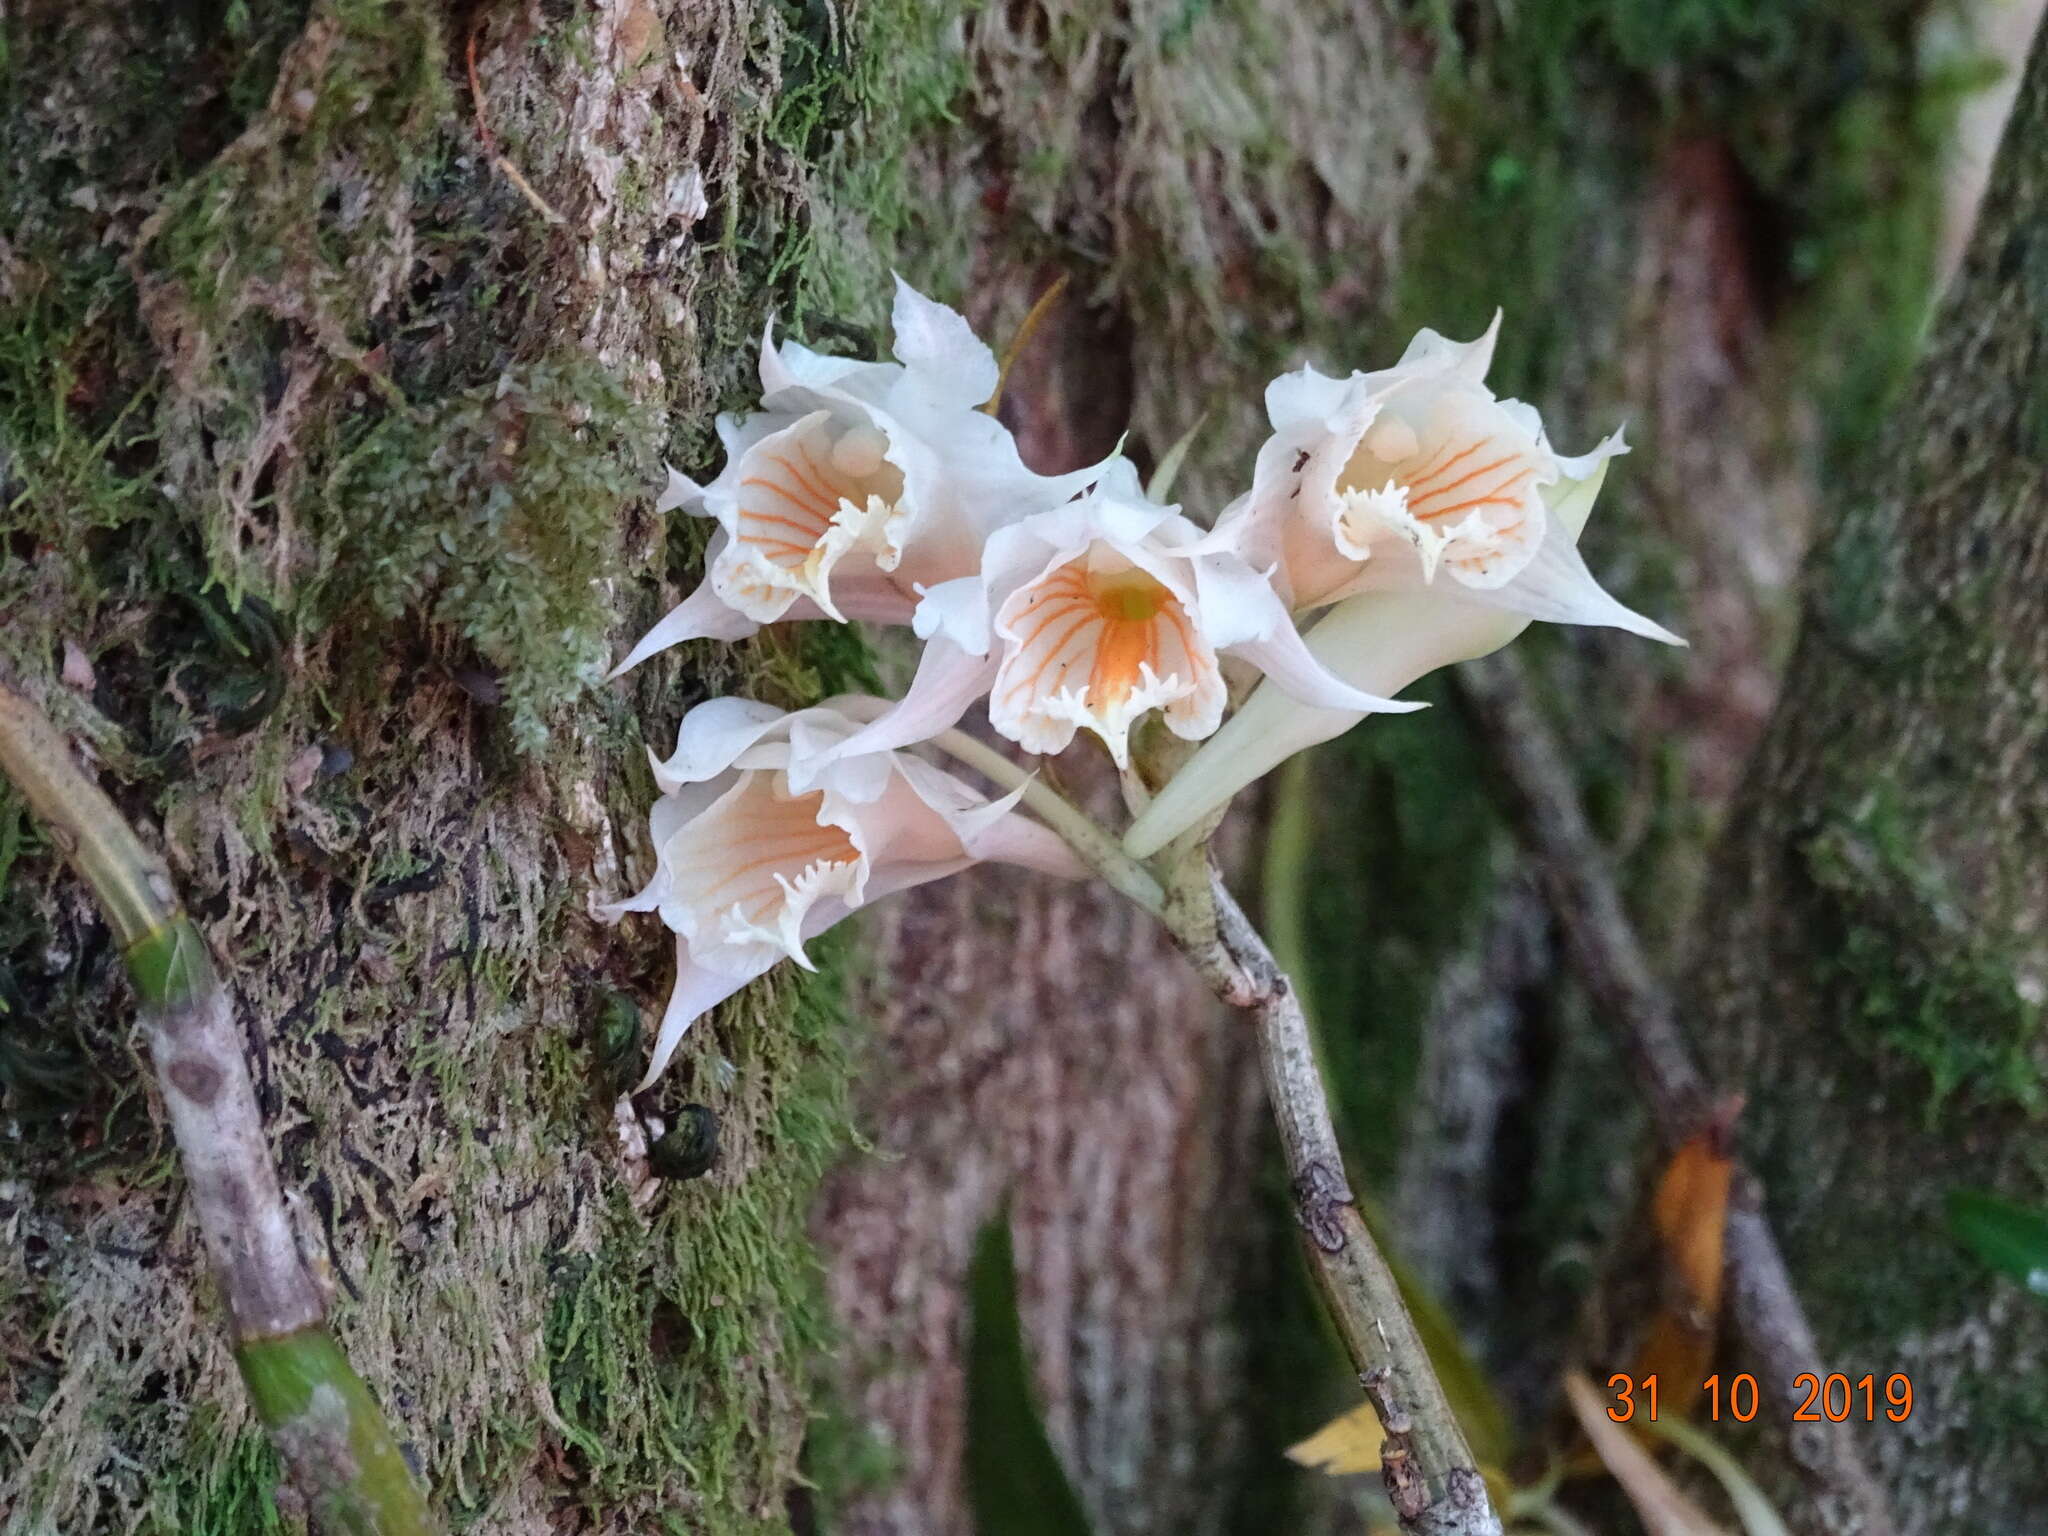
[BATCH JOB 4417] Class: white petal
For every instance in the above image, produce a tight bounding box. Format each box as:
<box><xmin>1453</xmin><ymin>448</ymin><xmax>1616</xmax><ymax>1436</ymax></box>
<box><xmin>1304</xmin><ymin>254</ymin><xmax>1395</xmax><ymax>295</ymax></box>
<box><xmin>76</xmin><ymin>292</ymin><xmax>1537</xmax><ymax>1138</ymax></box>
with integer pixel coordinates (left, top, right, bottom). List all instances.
<box><xmin>609</xmin><ymin>540</ymin><xmax>763</xmax><ymax>680</ymax></box>
<box><xmin>1122</xmin><ymin>678</ymin><xmax>1360</xmax><ymax>859</ymax></box>
<box><xmin>1091</xmin><ymin>455</ymin><xmax>1150</xmax><ymax>504</ymax></box>
<box><xmin>1390</xmin><ymin>310</ymin><xmax>1500</xmax><ymax>384</ymax></box>
<box><xmin>713</xmin><ymin>408</ymin><xmax>789</xmax><ymax>464</ymax></box>
<box><xmin>759</xmin><ymin>318</ymin><xmax>878</xmax><ymax>398</ymax></box>
<box><xmin>1264</xmin><ymin>362</ymin><xmax>1366</xmax><ymax>433</ymax></box>
<box><xmin>1186</xmin><ymin>548</ymin><xmax>1284</xmax><ymax>652</ymax></box>
<box><xmin>651</xmin><ymin>697</ymin><xmax>794</xmax><ymax>789</ymax></box>
<box><xmin>1551</xmin><ymin>425</ymin><xmax>1630</xmax><ymax>503</ymax></box>
<box><xmin>911</xmin><ymin>573</ymin><xmax>994</xmax><ymax>655</ymax></box>
<box><xmin>891</xmin><ymin>755</ymin><xmax>1089</xmax><ymax>880</ymax></box>
<box><xmin>818</xmin><ymin>571</ymin><xmax>922</xmax><ymax>626</ymax></box>
<box><xmin>794</xmin><ymin>641</ymin><xmax>1000</xmax><ymax>792</ymax></box>
<box><xmin>1456</xmin><ymin>528</ymin><xmax>1685</xmax><ymax>645</ymax></box>
<box><xmin>782</xmin><ymin>704</ymin><xmax>896</xmax><ymax>801</ymax></box>
<box><xmin>1185</xmin><ymin>548</ymin><xmax>1422</xmax><ymax>715</ymax></box>
<box><xmin>637</xmin><ymin>884</ymin><xmax>878</xmax><ymax>1088</ymax></box>
<box><xmin>1123</xmin><ymin>589</ymin><xmax>1528</xmax><ymax>859</ymax></box>
<box><xmin>638</xmin><ymin>936</ymin><xmax>760</xmax><ymax>1089</ymax></box>
<box><xmin>890</xmin><ymin>274</ymin><xmax>1000</xmax><ymax>405</ymax></box>
<box><xmin>656</xmin><ymin>465</ymin><xmax>706</xmax><ymax>514</ymax></box>
<box><xmin>1228</xmin><ymin>621</ymin><xmax>1428</xmax><ymax>716</ymax></box>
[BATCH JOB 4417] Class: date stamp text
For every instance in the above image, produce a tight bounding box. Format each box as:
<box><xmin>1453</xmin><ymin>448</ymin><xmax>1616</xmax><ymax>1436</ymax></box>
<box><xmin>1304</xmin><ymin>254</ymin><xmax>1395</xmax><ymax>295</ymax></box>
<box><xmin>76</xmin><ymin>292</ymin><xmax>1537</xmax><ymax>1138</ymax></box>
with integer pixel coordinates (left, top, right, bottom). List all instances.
<box><xmin>1604</xmin><ymin>1372</ymin><xmax>1914</xmax><ymax>1423</ymax></box>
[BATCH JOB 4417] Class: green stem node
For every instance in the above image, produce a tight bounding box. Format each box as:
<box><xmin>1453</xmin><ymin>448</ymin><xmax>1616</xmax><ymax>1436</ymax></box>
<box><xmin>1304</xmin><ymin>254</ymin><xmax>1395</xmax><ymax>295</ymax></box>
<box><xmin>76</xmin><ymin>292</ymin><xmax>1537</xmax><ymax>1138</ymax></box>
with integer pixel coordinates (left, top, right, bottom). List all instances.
<box><xmin>125</xmin><ymin>914</ymin><xmax>213</xmax><ymax>1009</ymax></box>
<box><xmin>236</xmin><ymin>1328</ymin><xmax>440</xmax><ymax>1536</ymax></box>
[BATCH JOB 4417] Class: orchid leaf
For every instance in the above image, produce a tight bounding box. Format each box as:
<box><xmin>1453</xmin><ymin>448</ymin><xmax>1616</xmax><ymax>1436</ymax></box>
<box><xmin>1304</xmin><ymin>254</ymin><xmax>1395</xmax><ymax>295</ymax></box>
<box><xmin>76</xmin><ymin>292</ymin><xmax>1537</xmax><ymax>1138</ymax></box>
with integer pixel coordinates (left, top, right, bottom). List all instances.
<box><xmin>966</xmin><ymin>1210</ymin><xmax>1096</xmax><ymax>1536</ymax></box>
<box><xmin>1946</xmin><ymin>1189</ymin><xmax>2048</xmax><ymax>1301</ymax></box>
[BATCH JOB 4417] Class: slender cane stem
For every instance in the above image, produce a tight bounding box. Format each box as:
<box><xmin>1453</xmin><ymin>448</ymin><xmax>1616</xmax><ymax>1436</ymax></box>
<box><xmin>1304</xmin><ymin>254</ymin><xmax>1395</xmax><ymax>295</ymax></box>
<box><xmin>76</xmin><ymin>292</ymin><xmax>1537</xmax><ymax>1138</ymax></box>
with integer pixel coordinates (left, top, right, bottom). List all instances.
<box><xmin>1173</xmin><ymin>864</ymin><xmax>1503</xmax><ymax>1536</ymax></box>
<box><xmin>0</xmin><ymin>682</ymin><xmax>440</xmax><ymax>1535</ymax></box>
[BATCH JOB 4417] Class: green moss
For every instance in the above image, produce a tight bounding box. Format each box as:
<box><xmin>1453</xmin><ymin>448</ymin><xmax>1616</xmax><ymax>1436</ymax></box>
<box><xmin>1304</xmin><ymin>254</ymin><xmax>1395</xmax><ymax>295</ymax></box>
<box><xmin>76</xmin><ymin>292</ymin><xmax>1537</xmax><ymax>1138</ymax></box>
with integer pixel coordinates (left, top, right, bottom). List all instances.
<box><xmin>0</xmin><ymin>0</ymin><xmax>965</xmax><ymax>1523</ymax></box>
<box><xmin>322</xmin><ymin>357</ymin><xmax>658</xmax><ymax>752</ymax></box>
<box><xmin>541</xmin><ymin>933</ymin><xmax>859</xmax><ymax>1534</ymax></box>
<box><xmin>1803</xmin><ymin>791</ymin><xmax>2046</xmax><ymax>1120</ymax></box>
<box><xmin>151</xmin><ymin>1427</ymin><xmax>291</xmax><ymax>1535</ymax></box>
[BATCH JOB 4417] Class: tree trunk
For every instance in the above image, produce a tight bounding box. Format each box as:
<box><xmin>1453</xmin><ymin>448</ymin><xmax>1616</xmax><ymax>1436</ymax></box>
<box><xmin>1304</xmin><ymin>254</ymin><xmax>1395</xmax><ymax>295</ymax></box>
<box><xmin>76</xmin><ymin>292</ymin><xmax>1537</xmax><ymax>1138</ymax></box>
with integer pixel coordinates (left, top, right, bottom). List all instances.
<box><xmin>2</xmin><ymin>0</ymin><xmax>919</xmax><ymax>1528</ymax></box>
<box><xmin>1687</xmin><ymin>23</ymin><xmax>2048</xmax><ymax>1531</ymax></box>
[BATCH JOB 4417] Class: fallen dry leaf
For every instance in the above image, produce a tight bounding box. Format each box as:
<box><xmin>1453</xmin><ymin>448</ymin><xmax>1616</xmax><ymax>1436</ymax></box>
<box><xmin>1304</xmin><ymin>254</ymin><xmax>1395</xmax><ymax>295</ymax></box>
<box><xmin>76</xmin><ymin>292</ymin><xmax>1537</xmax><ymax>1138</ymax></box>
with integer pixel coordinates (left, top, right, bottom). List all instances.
<box><xmin>1628</xmin><ymin>1100</ymin><xmax>1740</xmax><ymax>1421</ymax></box>
<box><xmin>1286</xmin><ymin>1400</ymin><xmax>1385</xmax><ymax>1475</ymax></box>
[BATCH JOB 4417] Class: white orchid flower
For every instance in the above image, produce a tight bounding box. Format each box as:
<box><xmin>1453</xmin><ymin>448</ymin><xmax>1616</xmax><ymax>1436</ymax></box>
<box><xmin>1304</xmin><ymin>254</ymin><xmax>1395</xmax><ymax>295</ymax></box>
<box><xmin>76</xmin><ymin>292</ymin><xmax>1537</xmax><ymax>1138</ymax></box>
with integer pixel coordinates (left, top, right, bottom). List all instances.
<box><xmin>1218</xmin><ymin>315</ymin><xmax>1675</xmax><ymax>647</ymax></box>
<box><xmin>1124</xmin><ymin>453</ymin><xmax>1679</xmax><ymax>857</ymax></box>
<box><xmin>816</xmin><ymin>462</ymin><xmax>1424</xmax><ymax>774</ymax></box>
<box><xmin>597</xmin><ymin>698</ymin><xmax>1084</xmax><ymax>1085</ymax></box>
<box><xmin>610</xmin><ymin>279</ymin><xmax>1103</xmax><ymax>677</ymax></box>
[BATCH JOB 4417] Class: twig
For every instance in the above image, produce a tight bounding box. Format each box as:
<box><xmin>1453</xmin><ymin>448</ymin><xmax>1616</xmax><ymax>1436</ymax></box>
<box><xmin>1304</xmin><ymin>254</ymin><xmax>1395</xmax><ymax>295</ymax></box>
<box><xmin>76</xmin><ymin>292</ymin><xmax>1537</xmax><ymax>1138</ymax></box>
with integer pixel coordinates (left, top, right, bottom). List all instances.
<box><xmin>1188</xmin><ymin>866</ymin><xmax>1503</xmax><ymax>1536</ymax></box>
<box><xmin>0</xmin><ymin>681</ymin><xmax>441</xmax><ymax>1535</ymax></box>
<box><xmin>466</xmin><ymin>19</ymin><xmax>566</xmax><ymax>227</ymax></box>
<box><xmin>1455</xmin><ymin>649</ymin><xmax>1896</xmax><ymax>1536</ymax></box>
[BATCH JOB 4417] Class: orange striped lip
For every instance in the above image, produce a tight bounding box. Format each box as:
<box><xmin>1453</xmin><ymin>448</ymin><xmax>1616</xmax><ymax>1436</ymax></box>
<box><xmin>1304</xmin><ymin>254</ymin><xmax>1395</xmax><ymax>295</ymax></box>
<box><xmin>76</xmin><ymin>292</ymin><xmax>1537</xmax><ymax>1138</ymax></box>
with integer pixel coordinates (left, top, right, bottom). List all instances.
<box><xmin>734</xmin><ymin>425</ymin><xmax>906</xmax><ymax>572</ymax></box>
<box><xmin>1339</xmin><ymin>413</ymin><xmax>1543</xmax><ymax>545</ymax></box>
<box><xmin>672</xmin><ymin>778</ymin><xmax>862</xmax><ymax>931</ymax></box>
<box><xmin>997</xmin><ymin>547</ymin><xmax>1215</xmax><ymax>728</ymax></box>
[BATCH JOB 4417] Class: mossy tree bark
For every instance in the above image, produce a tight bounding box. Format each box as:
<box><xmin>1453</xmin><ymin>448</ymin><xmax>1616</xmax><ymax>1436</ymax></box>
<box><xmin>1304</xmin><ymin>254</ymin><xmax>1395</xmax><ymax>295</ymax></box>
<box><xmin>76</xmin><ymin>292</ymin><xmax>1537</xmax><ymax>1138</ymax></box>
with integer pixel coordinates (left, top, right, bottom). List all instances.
<box><xmin>1686</xmin><ymin>23</ymin><xmax>2048</xmax><ymax>1532</ymax></box>
<box><xmin>2</xmin><ymin>0</ymin><xmax>938</xmax><ymax>1528</ymax></box>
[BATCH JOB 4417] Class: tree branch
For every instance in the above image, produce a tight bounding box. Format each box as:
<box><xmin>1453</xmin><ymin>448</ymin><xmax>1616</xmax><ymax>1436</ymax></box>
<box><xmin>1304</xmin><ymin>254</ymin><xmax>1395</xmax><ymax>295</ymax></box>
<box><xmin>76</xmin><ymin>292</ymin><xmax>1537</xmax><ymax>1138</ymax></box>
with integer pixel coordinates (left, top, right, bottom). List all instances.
<box><xmin>1186</xmin><ymin>867</ymin><xmax>1504</xmax><ymax>1536</ymax></box>
<box><xmin>0</xmin><ymin>681</ymin><xmax>441</xmax><ymax>1535</ymax></box>
<box><xmin>1455</xmin><ymin>649</ymin><xmax>1896</xmax><ymax>1536</ymax></box>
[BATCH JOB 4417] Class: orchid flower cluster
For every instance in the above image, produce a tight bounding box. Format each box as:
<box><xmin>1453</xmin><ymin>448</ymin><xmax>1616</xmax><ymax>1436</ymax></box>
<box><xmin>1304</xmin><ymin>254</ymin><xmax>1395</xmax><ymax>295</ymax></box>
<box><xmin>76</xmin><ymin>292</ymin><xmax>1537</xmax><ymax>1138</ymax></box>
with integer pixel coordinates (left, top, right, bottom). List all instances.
<box><xmin>600</xmin><ymin>280</ymin><xmax>1680</xmax><ymax>1086</ymax></box>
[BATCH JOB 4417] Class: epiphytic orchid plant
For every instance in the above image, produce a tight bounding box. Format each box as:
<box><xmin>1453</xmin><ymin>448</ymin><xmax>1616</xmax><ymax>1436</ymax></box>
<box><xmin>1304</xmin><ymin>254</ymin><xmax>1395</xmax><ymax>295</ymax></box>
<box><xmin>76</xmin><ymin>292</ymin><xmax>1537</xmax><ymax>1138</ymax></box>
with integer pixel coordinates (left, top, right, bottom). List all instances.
<box><xmin>600</xmin><ymin>278</ymin><xmax>1679</xmax><ymax>1536</ymax></box>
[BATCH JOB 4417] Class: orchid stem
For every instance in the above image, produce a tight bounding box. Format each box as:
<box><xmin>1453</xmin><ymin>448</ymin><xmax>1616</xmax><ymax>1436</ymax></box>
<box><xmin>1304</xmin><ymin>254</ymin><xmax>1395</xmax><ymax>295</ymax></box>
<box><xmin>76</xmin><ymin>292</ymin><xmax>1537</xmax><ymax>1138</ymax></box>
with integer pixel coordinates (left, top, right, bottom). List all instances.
<box><xmin>0</xmin><ymin>681</ymin><xmax>440</xmax><ymax>1536</ymax></box>
<box><xmin>913</xmin><ymin>722</ymin><xmax>1166</xmax><ymax>914</ymax></box>
<box><xmin>1164</xmin><ymin>852</ymin><xmax>1504</xmax><ymax>1536</ymax></box>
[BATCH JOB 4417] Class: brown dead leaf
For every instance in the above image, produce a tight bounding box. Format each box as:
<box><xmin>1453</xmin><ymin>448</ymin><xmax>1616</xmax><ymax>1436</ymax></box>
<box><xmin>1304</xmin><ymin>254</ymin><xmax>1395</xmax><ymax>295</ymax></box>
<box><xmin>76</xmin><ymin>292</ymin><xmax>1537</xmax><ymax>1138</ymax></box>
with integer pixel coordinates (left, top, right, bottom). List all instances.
<box><xmin>1628</xmin><ymin>1100</ymin><xmax>1740</xmax><ymax>1420</ymax></box>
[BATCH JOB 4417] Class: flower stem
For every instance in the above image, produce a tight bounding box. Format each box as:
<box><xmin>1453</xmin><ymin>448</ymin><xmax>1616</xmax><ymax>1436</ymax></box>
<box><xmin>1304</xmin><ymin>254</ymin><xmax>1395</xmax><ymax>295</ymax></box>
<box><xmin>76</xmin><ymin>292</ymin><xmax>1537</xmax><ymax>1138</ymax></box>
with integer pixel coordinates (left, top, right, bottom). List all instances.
<box><xmin>0</xmin><ymin>681</ymin><xmax>440</xmax><ymax>1535</ymax></box>
<box><xmin>921</xmin><ymin>724</ymin><xmax>1166</xmax><ymax>915</ymax></box>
